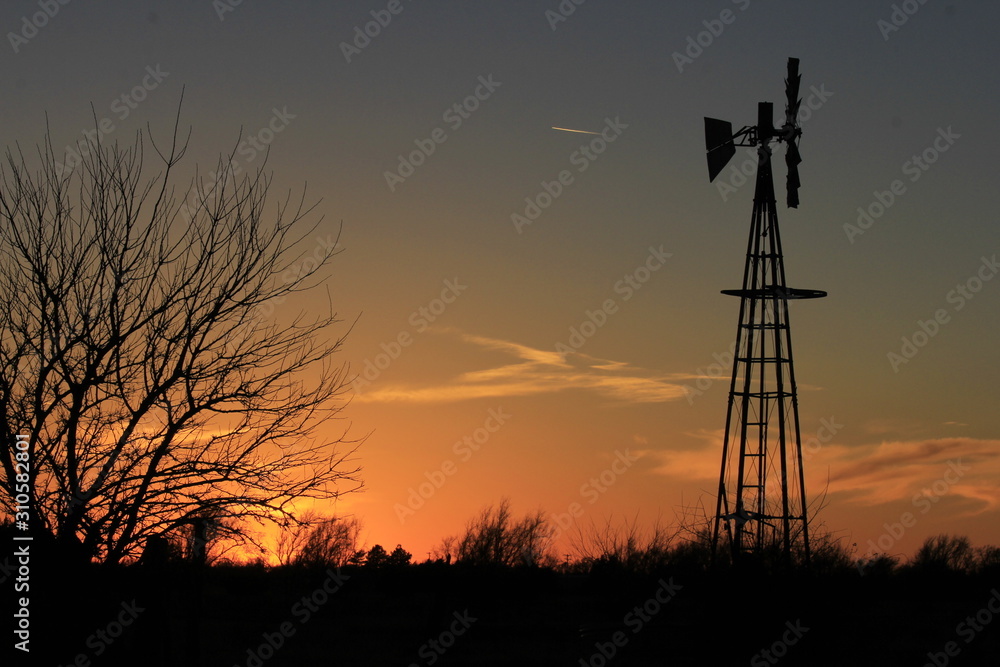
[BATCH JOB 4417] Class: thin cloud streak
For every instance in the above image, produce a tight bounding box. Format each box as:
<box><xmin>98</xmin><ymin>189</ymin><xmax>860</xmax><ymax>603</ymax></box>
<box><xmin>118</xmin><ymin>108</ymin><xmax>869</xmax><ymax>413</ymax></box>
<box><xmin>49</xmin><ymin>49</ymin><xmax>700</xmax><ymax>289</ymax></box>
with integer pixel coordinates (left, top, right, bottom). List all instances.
<box><xmin>353</xmin><ymin>330</ymin><xmax>688</xmax><ymax>404</ymax></box>
<box><xmin>551</xmin><ymin>126</ymin><xmax>601</xmax><ymax>135</ymax></box>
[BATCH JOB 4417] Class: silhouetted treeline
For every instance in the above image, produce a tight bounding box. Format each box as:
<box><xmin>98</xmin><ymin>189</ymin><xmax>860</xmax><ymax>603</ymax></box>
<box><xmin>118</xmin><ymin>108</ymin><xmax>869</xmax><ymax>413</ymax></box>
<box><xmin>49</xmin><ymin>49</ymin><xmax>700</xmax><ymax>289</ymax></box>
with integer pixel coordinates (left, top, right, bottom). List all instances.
<box><xmin>11</xmin><ymin>514</ymin><xmax>999</xmax><ymax>667</ymax></box>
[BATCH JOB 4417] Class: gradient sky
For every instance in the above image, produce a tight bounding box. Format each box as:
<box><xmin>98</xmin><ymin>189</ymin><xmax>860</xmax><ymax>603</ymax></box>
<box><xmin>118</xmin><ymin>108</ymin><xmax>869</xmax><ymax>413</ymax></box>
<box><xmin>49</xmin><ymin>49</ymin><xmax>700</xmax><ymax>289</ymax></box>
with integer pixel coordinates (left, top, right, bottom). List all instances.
<box><xmin>4</xmin><ymin>0</ymin><xmax>999</xmax><ymax>562</ymax></box>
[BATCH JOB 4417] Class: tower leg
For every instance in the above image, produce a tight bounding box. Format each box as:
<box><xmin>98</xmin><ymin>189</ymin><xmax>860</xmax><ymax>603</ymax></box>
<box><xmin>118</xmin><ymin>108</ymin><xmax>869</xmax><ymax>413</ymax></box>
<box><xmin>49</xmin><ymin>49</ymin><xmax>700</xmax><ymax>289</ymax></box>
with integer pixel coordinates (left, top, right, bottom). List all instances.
<box><xmin>712</xmin><ymin>145</ymin><xmax>821</xmax><ymax>567</ymax></box>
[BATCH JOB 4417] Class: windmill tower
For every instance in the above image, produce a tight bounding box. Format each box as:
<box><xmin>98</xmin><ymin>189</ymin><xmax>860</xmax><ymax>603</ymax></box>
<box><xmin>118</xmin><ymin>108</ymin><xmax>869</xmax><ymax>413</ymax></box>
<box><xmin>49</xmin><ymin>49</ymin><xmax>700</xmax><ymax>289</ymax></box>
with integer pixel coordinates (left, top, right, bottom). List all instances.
<box><xmin>704</xmin><ymin>58</ymin><xmax>825</xmax><ymax>565</ymax></box>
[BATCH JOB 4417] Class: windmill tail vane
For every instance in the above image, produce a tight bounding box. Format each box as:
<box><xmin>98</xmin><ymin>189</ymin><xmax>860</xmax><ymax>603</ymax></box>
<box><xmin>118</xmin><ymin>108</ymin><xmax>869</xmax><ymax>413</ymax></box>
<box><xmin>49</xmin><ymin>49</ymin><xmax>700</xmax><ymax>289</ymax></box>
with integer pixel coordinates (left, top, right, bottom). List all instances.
<box><xmin>703</xmin><ymin>57</ymin><xmax>826</xmax><ymax>566</ymax></box>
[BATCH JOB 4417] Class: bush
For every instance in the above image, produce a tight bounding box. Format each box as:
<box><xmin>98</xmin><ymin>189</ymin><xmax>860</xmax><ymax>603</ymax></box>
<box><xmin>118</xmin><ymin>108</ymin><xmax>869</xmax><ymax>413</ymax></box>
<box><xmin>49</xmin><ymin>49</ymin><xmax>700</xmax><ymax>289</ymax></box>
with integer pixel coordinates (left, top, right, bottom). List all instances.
<box><xmin>910</xmin><ymin>534</ymin><xmax>976</xmax><ymax>574</ymax></box>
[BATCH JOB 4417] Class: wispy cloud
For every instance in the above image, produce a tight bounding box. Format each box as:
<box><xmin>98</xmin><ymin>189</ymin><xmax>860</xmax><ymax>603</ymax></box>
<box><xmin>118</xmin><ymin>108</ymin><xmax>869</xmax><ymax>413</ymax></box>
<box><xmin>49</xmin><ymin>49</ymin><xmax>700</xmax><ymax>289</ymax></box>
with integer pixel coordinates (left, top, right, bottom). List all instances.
<box><xmin>826</xmin><ymin>438</ymin><xmax>1000</xmax><ymax>513</ymax></box>
<box><xmin>353</xmin><ymin>330</ymin><xmax>688</xmax><ymax>405</ymax></box>
<box><xmin>645</xmin><ymin>433</ymin><xmax>1000</xmax><ymax>517</ymax></box>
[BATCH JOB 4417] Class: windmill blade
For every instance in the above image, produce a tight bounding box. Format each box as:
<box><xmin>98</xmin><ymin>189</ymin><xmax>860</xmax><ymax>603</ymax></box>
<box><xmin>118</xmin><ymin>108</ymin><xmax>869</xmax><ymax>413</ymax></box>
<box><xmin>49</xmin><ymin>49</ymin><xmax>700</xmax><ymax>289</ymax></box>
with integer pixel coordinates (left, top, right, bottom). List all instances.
<box><xmin>785</xmin><ymin>138</ymin><xmax>801</xmax><ymax>208</ymax></box>
<box><xmin>784</xmin><ymin>57</ymin><xmax>802</xmax><ymax>207</ymax></box>
<box><xmin>785</xmin><ymin>57</ymin><xmax>801</xmax><ymax>126</ymax></box>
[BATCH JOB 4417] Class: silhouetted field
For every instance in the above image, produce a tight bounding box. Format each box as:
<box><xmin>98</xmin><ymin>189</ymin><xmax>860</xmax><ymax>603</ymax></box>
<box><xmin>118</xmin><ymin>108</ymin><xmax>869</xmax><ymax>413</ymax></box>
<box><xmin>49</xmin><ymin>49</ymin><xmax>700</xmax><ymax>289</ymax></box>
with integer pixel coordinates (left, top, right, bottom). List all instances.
<box><xmin>19</xmin><ymin>557</ymin><xmax>1000</xmax><ymax>666</ymax></box>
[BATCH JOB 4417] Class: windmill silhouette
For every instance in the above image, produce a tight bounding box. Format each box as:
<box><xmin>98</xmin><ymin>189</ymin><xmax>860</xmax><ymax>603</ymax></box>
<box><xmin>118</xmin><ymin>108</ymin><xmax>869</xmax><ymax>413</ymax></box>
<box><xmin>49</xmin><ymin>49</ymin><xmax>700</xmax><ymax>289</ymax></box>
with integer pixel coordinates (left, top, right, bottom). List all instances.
<box><xmin>704</xmin><ymin>58</ymin><xmax>825</xmax><ymax>565</ymax></box>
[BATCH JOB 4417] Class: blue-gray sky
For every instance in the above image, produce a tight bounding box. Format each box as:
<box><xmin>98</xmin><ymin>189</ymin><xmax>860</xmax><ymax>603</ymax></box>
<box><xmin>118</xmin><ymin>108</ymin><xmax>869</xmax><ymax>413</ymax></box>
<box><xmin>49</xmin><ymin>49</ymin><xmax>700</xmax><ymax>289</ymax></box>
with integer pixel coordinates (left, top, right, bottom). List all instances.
<box><xmin>3</xmin><ymin>0</ymin><xmax>998</xmax><ymax>559</ymax></box>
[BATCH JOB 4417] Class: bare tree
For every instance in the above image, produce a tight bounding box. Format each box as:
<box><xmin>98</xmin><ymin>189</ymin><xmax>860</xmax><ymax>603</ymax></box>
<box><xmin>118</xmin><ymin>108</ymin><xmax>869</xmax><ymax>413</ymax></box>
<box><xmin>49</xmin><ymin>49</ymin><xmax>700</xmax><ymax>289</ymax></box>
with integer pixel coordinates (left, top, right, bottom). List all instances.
<box><xmin>276</xmin><ymin>511</ymin><xmax>363</xmax><ymax>568</ymax></box>
<box><xmin>275</xmin><ymin>512</ymin><xmax>315</xmax><ymax>567</ymax></box>
<box><xmin>0</xmin><ymin>110</ymin><xmax>361</xmax><ymax>563</ymax></box>
<box><xmin>910</xmin><ymin>534</ymin><xmax>977</xmax><ymax>573</ymax></box>
<box><xmin>569</xmin><ymin>515</ymin><xmax>678</xmax><ymax>574</ymax></box>
<box><xmin>449</xmin><ymin>497</ymin><xmax>553</xmax><ymax>567</ymax></box>
<box><xmin>432</xmin><ymin>534</ymin><xmax>458</xmax><ymax>563</ymax></box>
<box><xmin>974</xmin><ymin>544</ymin><xmax>1000</xmax><ymax>574</ymax></box>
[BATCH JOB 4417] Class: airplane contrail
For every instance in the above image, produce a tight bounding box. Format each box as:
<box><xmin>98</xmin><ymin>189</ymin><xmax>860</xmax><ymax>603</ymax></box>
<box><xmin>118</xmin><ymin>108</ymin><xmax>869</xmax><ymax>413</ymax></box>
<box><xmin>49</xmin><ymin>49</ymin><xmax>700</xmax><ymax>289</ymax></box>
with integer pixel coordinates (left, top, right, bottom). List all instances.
<box><xmin>551</xmin><ymin>126</ymin><xmax>601</xmax><ymax>135</ymax></box>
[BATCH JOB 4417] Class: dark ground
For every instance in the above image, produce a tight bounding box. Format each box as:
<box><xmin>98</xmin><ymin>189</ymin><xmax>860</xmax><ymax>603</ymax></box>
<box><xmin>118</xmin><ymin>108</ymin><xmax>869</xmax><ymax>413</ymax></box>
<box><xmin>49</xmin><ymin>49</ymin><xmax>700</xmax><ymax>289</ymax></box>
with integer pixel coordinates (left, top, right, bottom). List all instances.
<box><xmin>12</xmin><ymin>558</ymin><xmax>1000</xmax><ymax>666</ymax></box>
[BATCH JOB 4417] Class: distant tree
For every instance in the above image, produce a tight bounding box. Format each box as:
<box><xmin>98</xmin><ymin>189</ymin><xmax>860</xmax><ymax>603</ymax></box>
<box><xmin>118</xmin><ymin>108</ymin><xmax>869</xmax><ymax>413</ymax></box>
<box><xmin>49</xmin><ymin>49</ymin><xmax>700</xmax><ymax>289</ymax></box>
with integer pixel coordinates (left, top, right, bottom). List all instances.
<box><xmin>353</xmin><ymin>543</ymin><xmax>412</xmax><ymax>569</ymax></box>
<box><xmin>856</xmin><ymin>552</ymin><xmax>900</xmax><ymax>576</ymax></box>
<box><xmin>448</xmin><ymin>497</ymin><xmax>553</xmax><ymax>567</ymax></box>
<box><xmin>277</xmin><ymin>512</ymin><xmax>363</xmax><ymax>568</ymax></box>
<box><xmin>802</xmin><ymin>530</ymin><xmax>853</xmax><ymax>575</ymax></box>
<box><xmin>911</xmin><ymin>534</ymin><xmax>976</xmax><ymax>573</ymax></box>
<box><xmin>974</xmin><ymin>544</ymin><xmax>1000</xmax><ymax>574</ymax></box>
<box><xmin>569</xmin><ymin>515</ymin><xmax>677</xmax><ymax>574</ymax></box>
<box><xmin>667</xmin><ymin>531</ymin><xmax>715</xmax><ymax>573</ymax></box>
<box><xmin>0</xmin><ymin>110</ymin><xmax>362</xmax><ymax>564</ymax></box>
<box><xmin>433</xmin><ymin>535</ymin><xmax>458</xmax><ymax>564</ymax></box>
<box><xmin>387</xmin><ymin>544</ymin><xmax>412</xmax><ymax>567</ymax></box>
<box><xmin>365</xmin><ymin>544</ymin><xmax>389</xmax><ymax>569</ymax></box>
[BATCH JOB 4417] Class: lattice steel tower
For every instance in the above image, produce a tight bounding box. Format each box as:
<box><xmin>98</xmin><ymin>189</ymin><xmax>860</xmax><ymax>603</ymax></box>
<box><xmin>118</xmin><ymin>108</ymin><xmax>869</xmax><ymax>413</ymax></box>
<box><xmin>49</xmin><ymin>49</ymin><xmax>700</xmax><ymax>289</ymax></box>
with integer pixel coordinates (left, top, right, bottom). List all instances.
<box><xmin>703</xmin><ymin>58</ymin><xmax>825</xmax><ymax>565</ymax></box>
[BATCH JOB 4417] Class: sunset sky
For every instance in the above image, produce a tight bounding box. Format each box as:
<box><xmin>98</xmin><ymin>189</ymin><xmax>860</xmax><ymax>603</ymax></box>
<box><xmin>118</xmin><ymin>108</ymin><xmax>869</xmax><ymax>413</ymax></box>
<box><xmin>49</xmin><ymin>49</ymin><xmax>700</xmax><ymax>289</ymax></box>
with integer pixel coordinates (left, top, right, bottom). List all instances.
<box><xmin>4</xmin><ymin>1</ymin><xmax>999</xmax><ymax>562</ymax></box>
